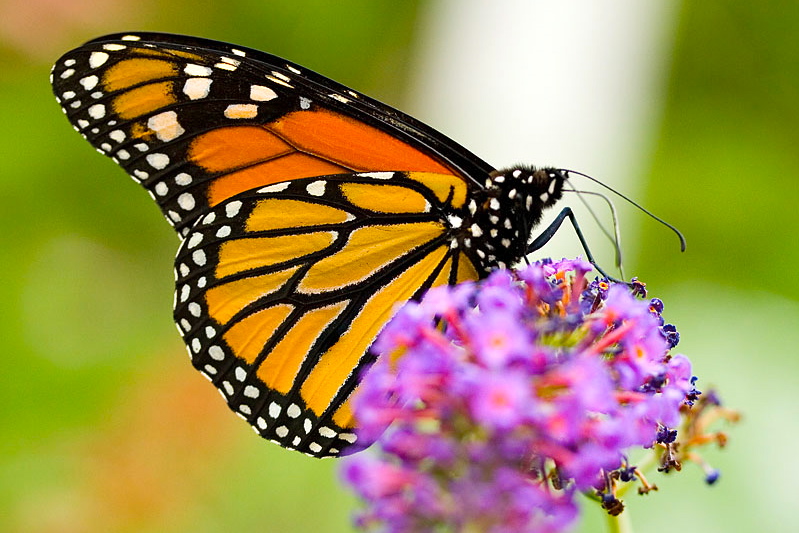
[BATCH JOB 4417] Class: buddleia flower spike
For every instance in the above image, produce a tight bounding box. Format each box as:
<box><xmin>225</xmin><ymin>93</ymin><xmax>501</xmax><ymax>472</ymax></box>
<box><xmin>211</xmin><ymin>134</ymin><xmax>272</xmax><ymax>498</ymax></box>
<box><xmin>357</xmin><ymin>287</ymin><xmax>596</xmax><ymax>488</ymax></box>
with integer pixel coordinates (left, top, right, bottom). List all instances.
<box><xmin>343</xmin><ymin>259</ymin><xmax>737</xmax><ymax>532</ymax></box>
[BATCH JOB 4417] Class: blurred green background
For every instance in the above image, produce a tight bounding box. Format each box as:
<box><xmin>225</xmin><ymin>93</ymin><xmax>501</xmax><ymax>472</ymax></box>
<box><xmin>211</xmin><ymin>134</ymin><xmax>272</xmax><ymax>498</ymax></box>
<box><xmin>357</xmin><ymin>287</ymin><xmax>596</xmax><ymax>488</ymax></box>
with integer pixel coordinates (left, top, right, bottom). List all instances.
<box><xmin>2</xmin><ymin>1</ymin><xmax>796</xmax><ymax>531</ymax></box>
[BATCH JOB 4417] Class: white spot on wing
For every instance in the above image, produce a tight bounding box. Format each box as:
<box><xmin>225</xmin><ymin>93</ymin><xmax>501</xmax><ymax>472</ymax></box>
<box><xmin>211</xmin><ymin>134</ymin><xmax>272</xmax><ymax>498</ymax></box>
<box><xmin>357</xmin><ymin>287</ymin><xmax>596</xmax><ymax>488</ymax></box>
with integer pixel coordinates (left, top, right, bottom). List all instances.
<box><xmin>329</xmin><ymin>93</ymin><xmax>350</xmax><ymax>104</ymax></box>
<box><xmin>79</xmin><ymin>75</ymin><xmax>98</xmax><ymax>90</ymax></box>
<box><xmin>268</xmin><ymin>402</ymin><xmax>281</xmax><ymax>418</ymax></box>
<box><xmin>220</xmin><ymin>56</ymin><xmax>241</xmax><ymax>67</ymax></box>
<box><xmin>148</xmin><ymin>110</ymin><xmax>185</xmax><ymax>142</ymax></box>
<box><xmin>225</xmin><ymin>201</ymin><xmax>243</xmax><ymax>218</ymax></box>
<box><xmin>224</xmin><ymin>104</ymin><xmax>258</xmax><ymax>119</ymax></box>
<box><xmin>266</xmin><ymin>75</ymin><xmax>293</xmax><ymax>88</ymax></box>
<box><xmin>187</xmin><ymin>233</ymin><xmax>203</xmax><ymax>248</ymax></box>
<box><xmin>87</xmin><ymin>104</ymin><xmax>105</xmax><ymax>119</ymax></box>
<box><xmin>183</xmin><ymin>77</ymin><xmax>212</xmax><ymax>100</ymax></box>
<box><xmin>192</xmin><ymin>249</ymin><xmax>206</xmax><ymax>266</ymax></box>
<box><xmin>146</xmin><ymin>153</ymin><xmax>170</xmax><ymax>170</ymax></box>
<box><xmin>306</xmin><ymin>181</ymin><xmax>325</xmax><ymax>196</ymax></box>
<box><xmin>89</xmin><ymin>52</ymin><xmax>109</xmax><ymax>68</ymax></box>
<box><xmin>250</xmin><ymin>85</ymin><xmax>277</xmax><ymax>101</ymax></box>
<box><xmin>184</xmin><ymin>64</ymin><xmax>212</xmax><ymax>76</ymax></box>
<box><xmin>318</xmin><ymin>426</ymin><xmax>337</xmax><ymax>438</ymax></box>
<box><xmin>258</xmin><ymin>182</ymin><xmax>289</xmax><ymax>193</ymax></box>
<box><xmin>358</xmin><ymin>172</ymin><xmax>394</xmax><ymax>180</ymax></box>
<box><xmin>178</xmin><ymin>193</ymin><xmax>196</xmax><ymax>211</ymax></box>
<box><xmin>109</xmin><ymin>130</ymin><xmax>125</xmax><ymax>143</ymax></box>
<box><xmin>209</xmin><ymin>345</ymin><xmax>225</xmax><ymax>361</ymax></box>
<box><xmin>339</xmin><ymin>433</ymin><xmax>357</xmax><ymax>443</ymax></box>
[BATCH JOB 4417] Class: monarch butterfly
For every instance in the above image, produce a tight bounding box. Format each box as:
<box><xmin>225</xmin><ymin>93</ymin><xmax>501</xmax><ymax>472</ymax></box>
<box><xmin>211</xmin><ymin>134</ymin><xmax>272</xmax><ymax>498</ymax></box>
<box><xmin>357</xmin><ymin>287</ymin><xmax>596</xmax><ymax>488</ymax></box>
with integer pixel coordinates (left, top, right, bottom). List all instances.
<box><xmin>51</xmin><ymin>33</ymin><xmax>673</xmax><ymax>458</ymax></box>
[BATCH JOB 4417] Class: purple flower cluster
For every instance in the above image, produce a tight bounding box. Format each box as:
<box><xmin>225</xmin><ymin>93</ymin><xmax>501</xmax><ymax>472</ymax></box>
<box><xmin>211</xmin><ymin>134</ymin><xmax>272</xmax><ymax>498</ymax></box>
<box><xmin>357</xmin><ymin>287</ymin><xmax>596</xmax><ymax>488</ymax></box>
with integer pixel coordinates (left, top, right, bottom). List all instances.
<box><xmin>341</xmin><ymin>259</ymin><xmax>698</xmax><ymax>533</ymax></box>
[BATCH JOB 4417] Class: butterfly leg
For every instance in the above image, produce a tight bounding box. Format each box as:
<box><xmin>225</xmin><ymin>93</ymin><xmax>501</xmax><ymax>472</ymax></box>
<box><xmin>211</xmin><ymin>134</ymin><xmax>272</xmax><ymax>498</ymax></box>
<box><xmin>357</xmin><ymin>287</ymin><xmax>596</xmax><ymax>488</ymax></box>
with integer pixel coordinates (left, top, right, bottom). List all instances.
<box><xmin>526</xmin><ymin>207</ymin><xmax>626</xmax><ymax>283</ymax></box>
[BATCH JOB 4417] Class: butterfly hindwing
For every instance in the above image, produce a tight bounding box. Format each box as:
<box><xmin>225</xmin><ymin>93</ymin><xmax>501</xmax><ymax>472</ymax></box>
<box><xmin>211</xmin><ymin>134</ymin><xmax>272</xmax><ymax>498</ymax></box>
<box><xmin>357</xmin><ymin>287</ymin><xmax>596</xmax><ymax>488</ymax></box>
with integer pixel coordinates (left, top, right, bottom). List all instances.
<box><xmin>173</xmin><ymin>172</ymin><xmax>481</xmax><ymax>456</ymax></box>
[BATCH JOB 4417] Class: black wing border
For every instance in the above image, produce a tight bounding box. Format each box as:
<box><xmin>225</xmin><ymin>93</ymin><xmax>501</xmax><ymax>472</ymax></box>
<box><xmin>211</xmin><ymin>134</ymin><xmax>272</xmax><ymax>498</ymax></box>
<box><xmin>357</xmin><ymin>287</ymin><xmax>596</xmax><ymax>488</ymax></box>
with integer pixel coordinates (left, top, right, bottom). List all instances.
<box><xmin>84</xmin><ymin>32</ymin><xmax>495</xmax><ymax>187</ymax></box>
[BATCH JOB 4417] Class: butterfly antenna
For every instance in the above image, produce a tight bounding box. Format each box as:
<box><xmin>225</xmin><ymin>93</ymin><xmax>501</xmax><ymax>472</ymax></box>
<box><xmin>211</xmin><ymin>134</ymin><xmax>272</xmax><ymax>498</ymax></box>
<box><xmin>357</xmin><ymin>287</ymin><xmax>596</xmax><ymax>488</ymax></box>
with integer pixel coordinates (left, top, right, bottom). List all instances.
<box><xmin>562</xmin><ymin>187</ymin><xmax>625</xmax><ymax>278</ymax></box>
<box><xmin>561</xmin><ymin>169</ymin><xmax>687</xmax><ymax>252</ymax></box>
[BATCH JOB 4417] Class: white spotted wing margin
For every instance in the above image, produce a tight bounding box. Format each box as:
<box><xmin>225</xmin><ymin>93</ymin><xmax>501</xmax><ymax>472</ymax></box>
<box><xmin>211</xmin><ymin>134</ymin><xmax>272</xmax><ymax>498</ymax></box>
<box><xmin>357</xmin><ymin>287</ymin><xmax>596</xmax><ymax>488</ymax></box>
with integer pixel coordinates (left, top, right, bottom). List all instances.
<box><xmin>172</xmin><ymin>172</ymin><xmax>473</xmax><ymax>457</ymax></box>
<box><xmin>50</xmin><ymin>34</ymin><xmax>314</xmax><ymax>238</ymax></box>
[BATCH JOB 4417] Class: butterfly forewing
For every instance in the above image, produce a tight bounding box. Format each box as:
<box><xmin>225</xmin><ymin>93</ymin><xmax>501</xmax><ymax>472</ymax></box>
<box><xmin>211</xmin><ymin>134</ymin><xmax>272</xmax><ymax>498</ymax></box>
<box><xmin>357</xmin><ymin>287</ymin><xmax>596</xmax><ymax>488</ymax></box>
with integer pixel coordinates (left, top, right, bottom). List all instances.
<box><xmin>50</xmin><ymin>32</ymin><xmax>492</xmax><ymax>238</ymax></box>
<box><xmin>173</xmin><ymin>172</ymin><xmax>480</xmax><ymax>456</ymax></box>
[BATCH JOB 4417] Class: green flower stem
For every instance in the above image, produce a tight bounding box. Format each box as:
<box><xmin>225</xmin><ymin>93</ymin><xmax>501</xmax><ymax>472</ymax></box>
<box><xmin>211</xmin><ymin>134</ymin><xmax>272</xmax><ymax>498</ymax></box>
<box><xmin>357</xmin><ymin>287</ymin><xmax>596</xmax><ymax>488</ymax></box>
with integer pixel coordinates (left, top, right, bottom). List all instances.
<box><xmin>606</xmin><ymin>508</ymin><xmax>633</xmax><ymax>533</ymax></box>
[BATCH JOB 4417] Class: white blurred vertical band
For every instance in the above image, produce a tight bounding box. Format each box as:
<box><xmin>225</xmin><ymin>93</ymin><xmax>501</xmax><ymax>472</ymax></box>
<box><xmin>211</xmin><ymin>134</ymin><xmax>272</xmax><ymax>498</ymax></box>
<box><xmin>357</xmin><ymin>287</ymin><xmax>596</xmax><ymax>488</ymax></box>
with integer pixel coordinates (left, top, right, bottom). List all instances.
<box><xmin>408</xmin><ymin>0</ymin><xmax>679</xmax><ymax>268</ymax></box>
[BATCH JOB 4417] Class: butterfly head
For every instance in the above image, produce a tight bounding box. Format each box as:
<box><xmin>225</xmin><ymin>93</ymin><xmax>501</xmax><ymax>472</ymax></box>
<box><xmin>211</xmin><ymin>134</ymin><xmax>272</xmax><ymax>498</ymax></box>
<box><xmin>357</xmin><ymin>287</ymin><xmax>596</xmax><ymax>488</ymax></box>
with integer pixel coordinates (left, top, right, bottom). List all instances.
<box><xmin>464</xmin><ymin>166</ymin><xmax>565</xmax><ymax>272</ymax></box>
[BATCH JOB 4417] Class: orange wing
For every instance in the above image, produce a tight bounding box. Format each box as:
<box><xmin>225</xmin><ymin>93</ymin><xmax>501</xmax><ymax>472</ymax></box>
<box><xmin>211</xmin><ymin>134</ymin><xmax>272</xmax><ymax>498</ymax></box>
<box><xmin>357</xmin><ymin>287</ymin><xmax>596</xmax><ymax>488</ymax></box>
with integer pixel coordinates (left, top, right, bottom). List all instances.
<box><xmin>174</xmin><ymin>172</ymin><xmax>479</xmax><ymax>456</ymax></box>
<box><xmin>51</xmin><ymin>32</ymin><xmax>494</xmax><ymax>237</ymax></box>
